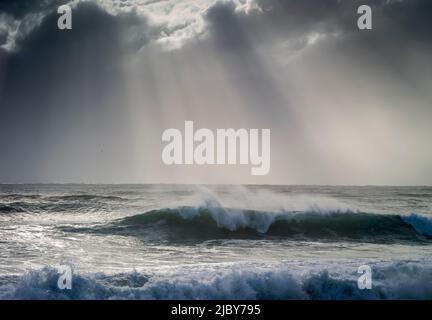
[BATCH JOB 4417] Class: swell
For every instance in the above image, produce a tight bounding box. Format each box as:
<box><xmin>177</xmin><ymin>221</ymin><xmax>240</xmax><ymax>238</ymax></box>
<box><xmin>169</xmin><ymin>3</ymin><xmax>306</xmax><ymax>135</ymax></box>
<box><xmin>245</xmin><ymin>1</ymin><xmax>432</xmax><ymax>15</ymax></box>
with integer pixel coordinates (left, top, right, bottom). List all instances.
<box><xmin>45</xmin><ymin>195</ymin><xmax>128</xmax><ymax>202</ymax></box>
<box><xmin>0</xmin><ymin>194</ymin><xmax>129</xmax><ymax>214</ymax></box>
<box><xmin>70</xmin><ymin>206</ymin><xmax>432</xmax><ymax>243</ymax></box>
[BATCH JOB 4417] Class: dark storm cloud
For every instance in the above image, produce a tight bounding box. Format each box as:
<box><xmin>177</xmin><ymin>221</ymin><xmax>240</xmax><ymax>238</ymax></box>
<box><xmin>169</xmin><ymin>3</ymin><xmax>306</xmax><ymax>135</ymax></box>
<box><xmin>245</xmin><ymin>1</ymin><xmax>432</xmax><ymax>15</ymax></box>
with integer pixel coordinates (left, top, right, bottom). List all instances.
<box><xmin>0</xmin><ymin>0</ymin><xmax>431</xmax><ymax>183</ymax></box>
<box><xmin>0</xmin><ymin>1</ymin><xmax>148</xmax><ymax>114</ymax></box>
<box><xmin>0</xmin><ymin>1</ymin><xmax>152</xmax><ymax>182</ymax></box>
<box><xmin>204</xmin><ymin>0</ymin><xmax>353</xmax><ymax>53</ymax></box>
<box><xmin>202</xmin><ymin>0</ymin><xmax>432</xmax><ymax>101</ymax></box>
<box><xmin>199</xmin><ymin>0</ymin><xmax>431</xmax><ymax>129</ymax></box>
<box><xmin>235</xmin><ymin>0</ymin><xmax>432</xmax><ymax>49</ymax></box>
<box><xmin>0</xmin><ymin>0</ymin><xmax>69</xmax><ymax>51</ymax></box>
<box><xmin>0</xmin><ymin>32</ymin><xmax>6</xmax><ymax>46</ymax></box>
<box><xmin>2</xmin><ymin>0</ymin><xmax>431</xmax><ymax>56</ymax></box>
<box><xmin>202</xmin><ymin>0</ymin><xmax>432</xmax><ymax>56</ymax></box>
<box><xmin>0</xmin><ymin>0</ymin><xmax>60</xmax><ymax>18</ymax></box>
<box><xmin>205</xmin><ymin>1</ymin><xmax>291</xmax><ymax>125</ymax></box>
<box><xmin>199</xmin><ymin>0</ymin><xmax>432</xmax><ymax>184</ymax></box>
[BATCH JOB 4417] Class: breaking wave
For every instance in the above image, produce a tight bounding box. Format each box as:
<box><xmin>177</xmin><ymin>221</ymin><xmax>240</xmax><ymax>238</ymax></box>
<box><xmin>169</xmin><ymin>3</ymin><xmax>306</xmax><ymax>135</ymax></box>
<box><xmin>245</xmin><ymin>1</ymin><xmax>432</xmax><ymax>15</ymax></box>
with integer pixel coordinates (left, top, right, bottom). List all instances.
<box><xmin>1</xmin><ymin>261</ymin><xmax>432</xmax><ymax>300</ymax></box>
<box><xmin>68</xmin><ymin>206</ymin><xmax>432</xmax><ymax>242</ymax></box>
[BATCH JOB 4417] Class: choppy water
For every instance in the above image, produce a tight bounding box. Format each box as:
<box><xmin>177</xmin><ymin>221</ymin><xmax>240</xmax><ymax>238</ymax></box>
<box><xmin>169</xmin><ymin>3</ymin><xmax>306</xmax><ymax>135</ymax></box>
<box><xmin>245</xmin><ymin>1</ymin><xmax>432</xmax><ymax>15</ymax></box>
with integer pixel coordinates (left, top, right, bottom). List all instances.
<box><xmin>0</xmin><ymin>184</ymin><xmax>431</xmax><ymax>299</ymax></box>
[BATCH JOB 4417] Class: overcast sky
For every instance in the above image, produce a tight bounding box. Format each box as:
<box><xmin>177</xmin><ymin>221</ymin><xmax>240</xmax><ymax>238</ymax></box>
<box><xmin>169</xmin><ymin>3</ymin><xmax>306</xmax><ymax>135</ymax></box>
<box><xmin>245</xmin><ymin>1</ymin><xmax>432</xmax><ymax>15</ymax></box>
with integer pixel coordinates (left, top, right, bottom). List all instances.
<box><xmin>0</xmin><ymin>0</ymin><xmax>431</xmax><ymax>185</ymax></box>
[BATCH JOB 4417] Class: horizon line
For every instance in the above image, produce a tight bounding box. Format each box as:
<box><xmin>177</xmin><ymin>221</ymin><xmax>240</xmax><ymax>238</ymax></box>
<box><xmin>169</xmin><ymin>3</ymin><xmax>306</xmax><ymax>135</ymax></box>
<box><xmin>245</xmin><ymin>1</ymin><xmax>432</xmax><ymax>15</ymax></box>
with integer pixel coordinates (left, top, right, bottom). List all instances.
<box><xmin>0</xmin><ymin>182</ymin><xmax>431</xmax><ymax>187</ymax></box>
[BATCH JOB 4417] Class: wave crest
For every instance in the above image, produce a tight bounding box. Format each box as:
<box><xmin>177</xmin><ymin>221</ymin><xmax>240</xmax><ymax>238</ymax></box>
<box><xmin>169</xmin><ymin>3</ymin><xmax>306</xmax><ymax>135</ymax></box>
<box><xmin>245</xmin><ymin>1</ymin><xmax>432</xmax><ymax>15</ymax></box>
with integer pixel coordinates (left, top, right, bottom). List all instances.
<box><xmin>72</xmin><ymin>206</ymin><xmax>432</xmax><ymax>242</ymax></box>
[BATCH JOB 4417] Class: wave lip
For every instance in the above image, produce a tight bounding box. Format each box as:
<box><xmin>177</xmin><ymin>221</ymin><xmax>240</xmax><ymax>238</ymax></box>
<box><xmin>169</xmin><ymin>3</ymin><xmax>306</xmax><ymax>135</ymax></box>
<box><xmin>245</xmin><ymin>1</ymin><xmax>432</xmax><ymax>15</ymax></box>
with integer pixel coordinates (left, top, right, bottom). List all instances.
<box><xmin>79</xmin><ymin>206</ymin><xmax>432</xmax><ymax>243</ymax></box>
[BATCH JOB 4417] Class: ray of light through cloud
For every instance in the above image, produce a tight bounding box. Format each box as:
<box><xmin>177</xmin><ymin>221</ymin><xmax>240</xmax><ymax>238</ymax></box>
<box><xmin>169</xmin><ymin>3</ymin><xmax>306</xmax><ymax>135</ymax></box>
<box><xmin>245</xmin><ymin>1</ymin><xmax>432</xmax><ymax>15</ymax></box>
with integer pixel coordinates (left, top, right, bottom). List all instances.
<box><xmin>0</xmin><ymin>0</ymin><xmax>431</xmax><ymax>184</ymax></box>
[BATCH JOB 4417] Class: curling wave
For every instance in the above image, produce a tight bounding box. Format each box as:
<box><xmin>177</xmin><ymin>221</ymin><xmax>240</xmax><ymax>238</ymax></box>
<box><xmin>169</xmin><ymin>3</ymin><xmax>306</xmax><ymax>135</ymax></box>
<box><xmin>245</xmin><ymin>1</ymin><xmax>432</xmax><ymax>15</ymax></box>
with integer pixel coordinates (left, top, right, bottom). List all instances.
<box><xmin>69</xmin><ymin>206</ymin><xmax>432</xmax><ymax>242</ymax></box>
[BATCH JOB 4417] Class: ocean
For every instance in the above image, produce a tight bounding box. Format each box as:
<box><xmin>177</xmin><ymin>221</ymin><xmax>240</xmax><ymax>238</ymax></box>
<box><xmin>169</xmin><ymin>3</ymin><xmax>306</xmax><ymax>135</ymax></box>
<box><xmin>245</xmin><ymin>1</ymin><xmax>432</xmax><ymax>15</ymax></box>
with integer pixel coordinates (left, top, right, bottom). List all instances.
<box><xmin>0</xmin><ymin>184</ymin><xmax>431</xmax><ymax>300</ymax></box>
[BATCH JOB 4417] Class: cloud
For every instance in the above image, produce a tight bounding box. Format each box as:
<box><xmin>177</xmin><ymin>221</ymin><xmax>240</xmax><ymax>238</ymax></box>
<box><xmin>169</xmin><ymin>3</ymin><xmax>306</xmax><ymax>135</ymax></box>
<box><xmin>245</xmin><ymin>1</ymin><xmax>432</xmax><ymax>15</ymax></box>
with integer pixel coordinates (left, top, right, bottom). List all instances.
<box><xmin>0</xmin><ymin>0</ymin><xmax>431</xmax><ymax>184</ymax></box>
<box><xmin>0</xmin><ymin>0</ymin><xmax>69</xmax><ymax>51</ymax></box>
<box><xmin>0</xmin><ymin>2</ymin><xmax>151</xmax><ymax>182</ymax></box>
<box><xmin>0</xmin><ymin>0</ymin><xmax>262</xmax><ymax>52</ymax></box>
<box><xmin>2</xmin><ymin>0</ymin><xmax>431</xmax><ymax>54</ymax></box>
<box><xmin>79</xmin><ymin>0</ymin><xmax>262</xmax><ymax>49</ymax></box>
<box><xmin>0</xmin><ymin>13</ymin><xmax>16</xmax><ymax>48</ymax></box>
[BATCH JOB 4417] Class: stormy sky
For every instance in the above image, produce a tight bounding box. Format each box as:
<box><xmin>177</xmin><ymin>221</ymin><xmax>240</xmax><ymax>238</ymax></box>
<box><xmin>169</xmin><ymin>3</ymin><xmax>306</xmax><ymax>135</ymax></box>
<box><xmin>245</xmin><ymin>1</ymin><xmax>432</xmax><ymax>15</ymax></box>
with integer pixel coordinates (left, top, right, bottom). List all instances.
<box><xmin>0</xmin><ymin>0</ymin><xmax>431</xmax><ymax>185</ymax></box>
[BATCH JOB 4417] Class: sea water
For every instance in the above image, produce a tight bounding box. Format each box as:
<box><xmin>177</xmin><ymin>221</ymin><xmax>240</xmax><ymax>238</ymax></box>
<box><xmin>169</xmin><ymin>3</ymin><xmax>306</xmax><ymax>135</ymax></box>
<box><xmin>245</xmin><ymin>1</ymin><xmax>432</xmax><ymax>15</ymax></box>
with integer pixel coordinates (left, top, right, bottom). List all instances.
<box><xmin>0</xmin><ymin>184</ymin><xmax>431</xmax><ymax>299</ymax></box>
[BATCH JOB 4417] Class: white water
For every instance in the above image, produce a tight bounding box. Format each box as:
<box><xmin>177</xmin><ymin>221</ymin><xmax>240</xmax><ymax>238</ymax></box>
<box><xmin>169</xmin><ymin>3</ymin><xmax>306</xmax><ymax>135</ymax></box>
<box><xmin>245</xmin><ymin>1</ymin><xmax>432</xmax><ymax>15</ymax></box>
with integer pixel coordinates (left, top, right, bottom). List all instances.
<box><xmin>0</xmin><ymin>184</ymin><xmax>431</xmax><ymax>299</ymax></box>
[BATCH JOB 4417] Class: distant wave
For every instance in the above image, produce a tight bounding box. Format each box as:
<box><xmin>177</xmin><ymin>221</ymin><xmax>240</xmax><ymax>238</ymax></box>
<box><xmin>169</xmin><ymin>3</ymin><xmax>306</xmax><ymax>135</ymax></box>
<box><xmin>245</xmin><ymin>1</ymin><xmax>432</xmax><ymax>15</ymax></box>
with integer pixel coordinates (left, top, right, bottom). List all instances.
<box><xmin>0</xmin><ymin>201</ymin><xmax>97</xmax><ymax>214</ymax></box>
<box><xmin>45</xmin><ymin>195</ymin><xmax>128</xmax><ymax>202</ymax></box>
<box><xmin>0</xmin><ymin>194</ymin><xmax>42</xmax><ymax>201</ymax></box>
<box><xmin>0</xmin><ymin>204</ymin><xmax>27</xmax><ymax>213</ymax></box>
<box><xmin>0</xmin><ymin>194</ymin><xmax>129</xmax><ymax>214</ymax></box>
<box><xmin>1</xmin><ymin>261</ymin><xmax>432</xmax><ymax>300</ymax></box>
<box><xmin>66</xmin><ymin>206</ymin><xmax>432</xmax><ymax>243</ymax></box>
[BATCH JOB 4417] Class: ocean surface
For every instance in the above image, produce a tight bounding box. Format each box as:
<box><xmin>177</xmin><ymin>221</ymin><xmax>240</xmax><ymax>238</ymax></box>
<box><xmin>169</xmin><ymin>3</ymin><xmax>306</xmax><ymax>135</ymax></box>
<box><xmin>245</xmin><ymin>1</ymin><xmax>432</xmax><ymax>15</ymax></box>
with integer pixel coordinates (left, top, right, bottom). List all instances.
<box><xmin>0</xmin><ymin>184</ymin><xmax>431</xmax><ymax>300</ymax></box>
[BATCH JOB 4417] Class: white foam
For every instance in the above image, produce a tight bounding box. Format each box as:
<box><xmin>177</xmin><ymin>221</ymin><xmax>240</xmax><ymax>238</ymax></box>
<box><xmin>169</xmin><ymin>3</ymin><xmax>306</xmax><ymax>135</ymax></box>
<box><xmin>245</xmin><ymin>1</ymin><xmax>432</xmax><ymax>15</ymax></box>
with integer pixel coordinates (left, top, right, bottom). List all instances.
<box><xmin>172</xmin><ymin>185</ymin><xmax>358</xmax><ymax>232</ymax></box>
<box><xmin>2</xmin><ymin>260</ymin><xmax>432</xmax><ymax>300</ymax></box>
